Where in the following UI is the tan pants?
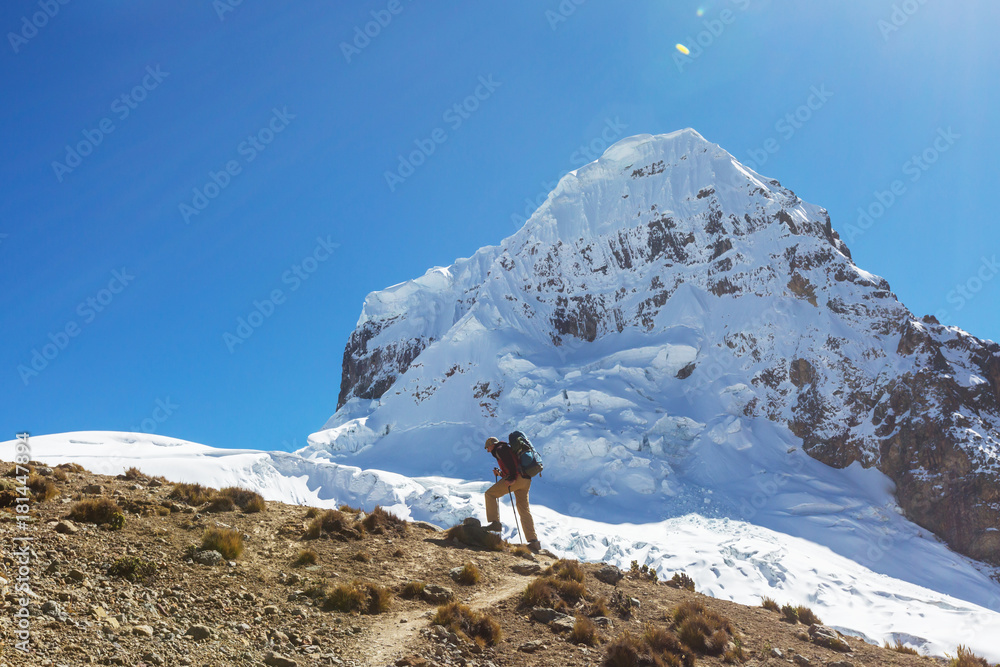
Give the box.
[485,476,536,542]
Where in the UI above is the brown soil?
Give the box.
[0,461,966,667]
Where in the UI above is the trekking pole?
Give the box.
[508,488,524,545]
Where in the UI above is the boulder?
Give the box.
[594,564,624,585]
[192,550,224,566]
[422,584,454,604]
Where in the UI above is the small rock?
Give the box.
[519,640,547,654]
[595,564,625,585]
[770,647,785,658]
[550,616,577,633]
[83,484,104,494]
[192,550,224,566]
[148,478,163,487]
[793,656,811,667]
[511,563,542,576]
[827,662,855,667]
[69,569,86,582]
[133,625,154,637]
[422,584,454,604]
[184,624,212,640]
[809,624,852,653]
[264,605,280,615]
[142,653,165,666]
[55,520,78,535]
[264,651,298,667]
[592,616,615,629]
[530,607,562,624]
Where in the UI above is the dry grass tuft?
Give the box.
[586,596,611,618]
[322,581,392,615]
[201,527,244,560]
[522,575,588,611]
[399,581,426,599]
[217,486,266,513]
[432,601,501,647]
[351,550,372,563]
[760,596,780,612]
[304,506,320,518]
[885,639,919,655]
[455,562,481,585]
[53,468,69,482]
[545,559,586,583]
[571,615,602,646]
[169,482,215,505]
[28,474,58,502]
[511,544,534,559]
[205,495,236,513]
[304,509,364,541]
[123,466,145,480]
[603,627,693,667]
[68,498,124,527]
[293,549,318,567]
[338,503,361,513]
[672,600,735,656]
[950,646,992,667]
[781,603,799,624]
[361,505,407,534]
[795,605,822,626]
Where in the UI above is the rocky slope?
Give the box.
[315,129,1000,567]
[1,461,977,667]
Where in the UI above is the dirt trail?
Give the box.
[365,558,548,664]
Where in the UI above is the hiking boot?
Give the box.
[484,521,502,533]
[527,539,541,553]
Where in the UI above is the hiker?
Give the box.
[483,436,540,552]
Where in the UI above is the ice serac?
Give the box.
[318,128,1000,566]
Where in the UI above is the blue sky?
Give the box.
[2,1,998,451]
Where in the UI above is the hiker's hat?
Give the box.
[485,437,499,450]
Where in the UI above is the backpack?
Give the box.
[508,430,544,478]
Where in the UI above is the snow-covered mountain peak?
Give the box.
[319,129,1000,570]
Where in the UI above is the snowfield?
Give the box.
[6,430,1000,661]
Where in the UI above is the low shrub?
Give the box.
[351,550,372,563]
[169,483,215,505]
[455,562,481,585]
[667,572,696,592]
[781,603,799,624]
[399,581,426,599]
[885,639,919,655]
[432,601,501,647]
[293,549,318,567]
[108,555,157,582]
[760,596,780,612]
[201,528,244,560]
[629,560,658,582]
[571,615,602,646]
[68,499,124,526]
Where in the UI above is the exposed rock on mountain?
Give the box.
[317,129,1000,566]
